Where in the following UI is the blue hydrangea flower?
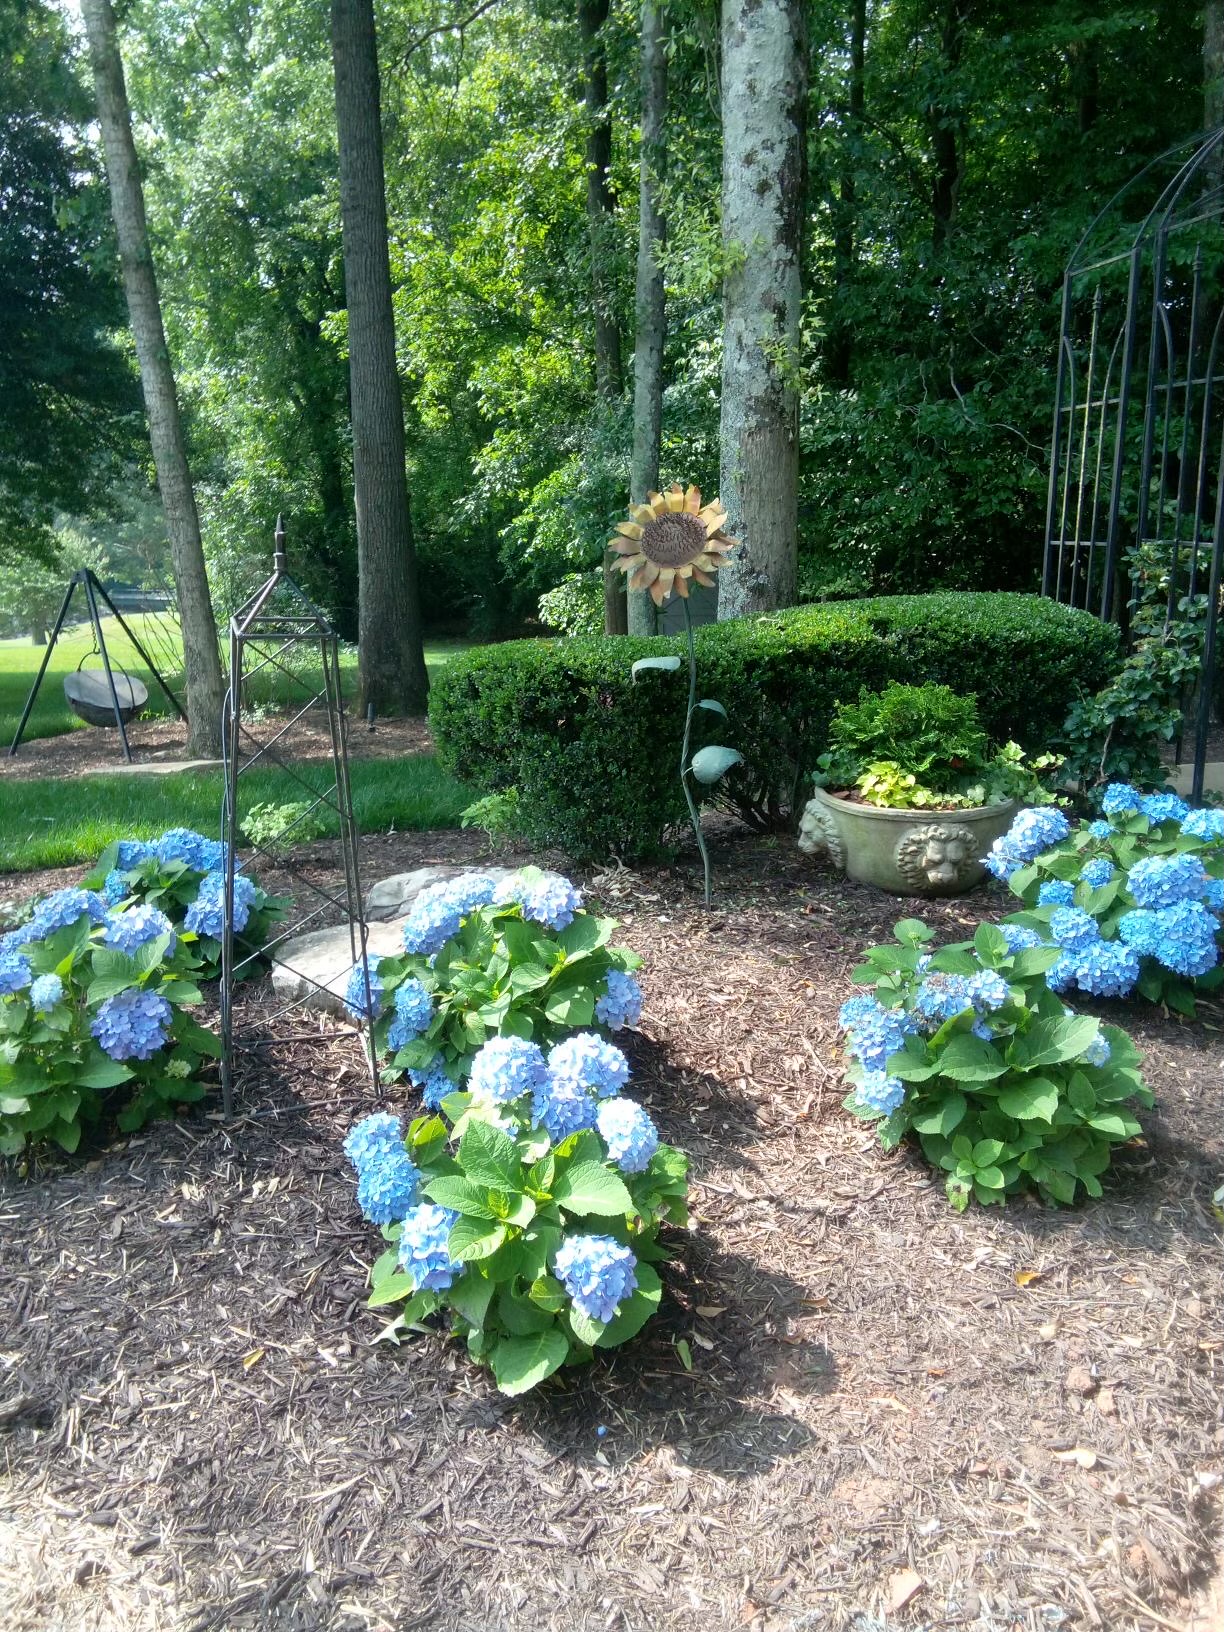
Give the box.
[155,828,217,871]
[838,993,883,1031]
[1101,783,1142,818]
[999,924,1042,953]
[1069,939,1140,999]
[855,1071,905,1116]
[1009,807,1072,859]
[355,1149,420,1225]
[1128,854,1209,910]
[1141,791,1189,826]
[1045,953,1078,993]
[1049,906,1101,952]
[844,1004,916,1069]
[0,924,38,956]
[344,958,383,1021]
[1082,1033,1111,1067]
[595,970,643,1030]
[343,1111,405,1172]
[397,1203,463,1291]
[114,839,154,869]
[419,1061,455,1110]
[90,988,172,1060]
[102,903,177,958]
[103,870,129,906]
[393,977,433,1034]
[1203,878,1224,912]
[1080,858,1114,889]
[31,888,107,937]
[400,874,497,956]
[967,970,1010,1013]
[494,870,583,931]
[1120,902,1220,977]
[1181,808,1224,842]
[1087,819,1112,840]
[983,836,1025,883]
[184,871,258,937]
[547,1033,629,1100]
[29,973,64,1011]
[596,1097,658,1173]
[1038,880,1075,906]
[912,973,974,1030]
[1148,901,1220,977]
[0,953,33,995]
[533,1080,598,1142]
[553,1234,638,1324]
[469,1035,549,1104]
[970,1018,995,1041]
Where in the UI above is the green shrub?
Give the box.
[430,593,1121,860]
[537,572,604,637]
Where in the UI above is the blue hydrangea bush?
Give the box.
[353,868,644,1103]
[839,919,1152,1212]
[0,886,221,1154]
[985,789,1224,1015]
[342,1030,688,1396]
[81,830,285,981]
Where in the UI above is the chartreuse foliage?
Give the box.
[367,1107,688,1396]
[0,897,219,1155]
[841,919,1152,1212]
[992,788,1224,1016]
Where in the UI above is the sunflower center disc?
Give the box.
[640,512,707,569]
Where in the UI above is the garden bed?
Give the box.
[1,833,1220,1632]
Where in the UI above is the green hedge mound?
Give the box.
[430,592,1121,861]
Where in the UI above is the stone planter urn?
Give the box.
[797,785,1017,897]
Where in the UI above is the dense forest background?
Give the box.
[1,0,1207,640]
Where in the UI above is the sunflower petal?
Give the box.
[629,561,660,590]
[609,538,643,557]
[665,487,685,513]
[615,521,644,539]
[684,485,702,512]
[690,567,715,588]
[649,577,668,606]
[630,503,655,525]
[673,569,690,597]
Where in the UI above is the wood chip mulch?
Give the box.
[1,832,1221,1632]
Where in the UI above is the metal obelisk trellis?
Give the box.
[219,517,377,1115]
[1043,128,1224,798]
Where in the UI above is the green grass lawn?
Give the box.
[0,756,471,875]
[0,620,467,748]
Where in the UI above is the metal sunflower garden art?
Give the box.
[614,483,742,906]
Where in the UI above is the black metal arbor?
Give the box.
[219,519,376,1116]
[1043,129,1224,798]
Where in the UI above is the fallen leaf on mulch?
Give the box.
[886,1567,926,1612]
[1014,1269,1043,1287]
[1053,1446,1099,1469]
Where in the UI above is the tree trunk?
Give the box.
[627,0,668,638]
[331,0,430,714]
[579,0,628,636]
[827,0,866,389]
[930,0,969,255]
[80,0,224,759]
[717,0,806,620]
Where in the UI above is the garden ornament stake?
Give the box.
[611,484,741,906]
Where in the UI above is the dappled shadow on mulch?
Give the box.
[1,831,1221,1632]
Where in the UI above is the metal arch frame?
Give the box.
[1043,129,1224,800]
[219,516,377,1117]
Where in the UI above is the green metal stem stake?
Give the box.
[679,597,711,907]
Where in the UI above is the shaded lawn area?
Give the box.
[0,834,1219,1632]
[0,622,468,748]
[0,757,468,873]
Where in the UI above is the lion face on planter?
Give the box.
[894,822,978,894]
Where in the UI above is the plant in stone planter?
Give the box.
[799,683,1063,896]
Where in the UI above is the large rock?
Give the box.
[364,864,516,922]
[269,919,407,1017]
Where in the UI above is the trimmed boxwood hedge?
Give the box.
[430,592,1122,861]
